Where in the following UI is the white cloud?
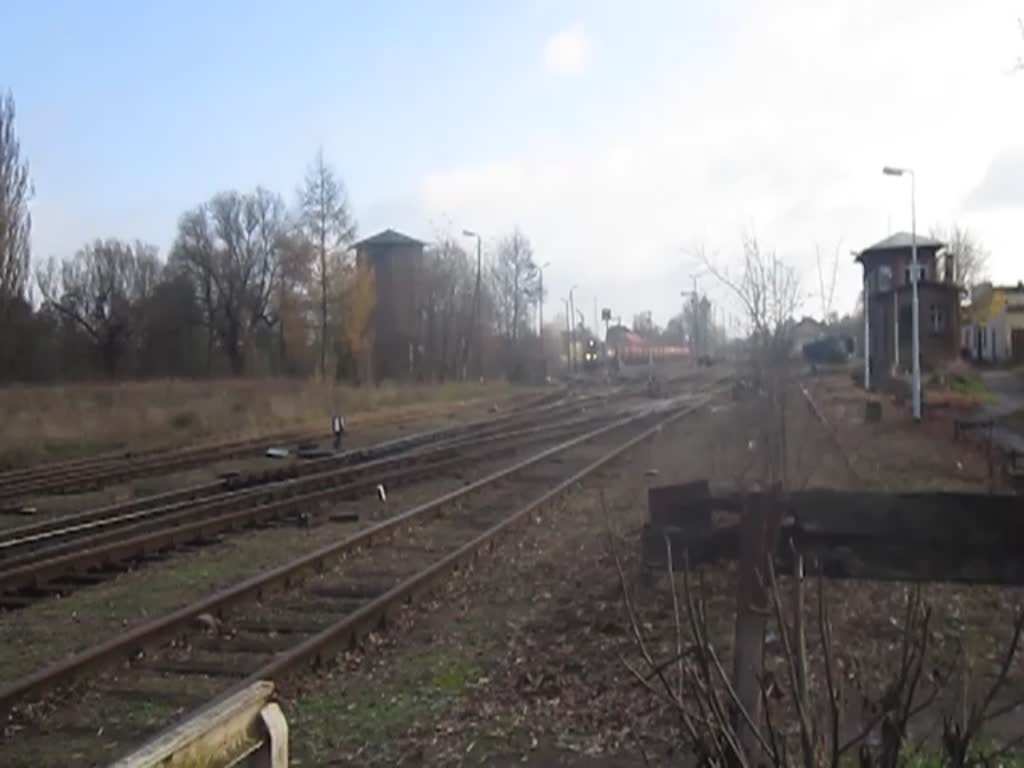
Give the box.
[542,24,593,76]
[422,0,1024,326]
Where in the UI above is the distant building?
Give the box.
[354,229,425,382]
[856,232,961,382]
[962,281,1024,364]
[790,316,827,358]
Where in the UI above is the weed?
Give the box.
[289,650,481,764]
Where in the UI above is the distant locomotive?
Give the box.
[581,338,601,371]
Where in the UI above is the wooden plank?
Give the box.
[648,490,1023,547]
[644,489,1024,585]
[191,632,305,655]
[647,480,711,528]
[783,490,1022,546]
[138,658,260,678]
[654,527,1024,585]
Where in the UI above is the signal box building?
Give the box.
[855,232,961,383]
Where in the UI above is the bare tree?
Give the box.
[814,239,843,323]
[490,228,539,344]
[0,91,31,309]
[171,188,287,374]
[930,224,989,290]
[38,239,160,376]
[274,232,315,375]
[297,149,357,378]
[698,234,802,484]
[418,235,477,381]
[699,235,801,351]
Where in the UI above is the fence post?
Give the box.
[732,490,783,760]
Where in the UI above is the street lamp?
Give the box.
[462,229,483,379]
[882,166,921,421]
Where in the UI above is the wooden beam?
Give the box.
[111,680,287,768]
[643,487,1024,585]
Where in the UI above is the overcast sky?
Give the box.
[5,0,1024,331]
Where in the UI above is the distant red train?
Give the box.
[605,329,689,366]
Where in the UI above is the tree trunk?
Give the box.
[101,335,119,379]
[512,261,520,344]
[226,341,245,375]
[319,229,327,380]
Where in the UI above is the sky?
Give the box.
[4,0,1024,331]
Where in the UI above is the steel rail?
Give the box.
[0,385,722,718]
[0,389,576,501]
[0,404,602,560]
[0,411,611,598]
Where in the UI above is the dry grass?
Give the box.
[0,377,533,467]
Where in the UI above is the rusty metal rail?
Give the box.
[0,431,315,503]
[798,381,864,482]
[0,388,575,503]
[0,385,721,762]
[0,392,589,546]
[0,400,598,559]
[0,408,612,605]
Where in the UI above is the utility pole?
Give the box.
[538,269,544,338]
[537,261,550,374]
[569,285,578,373]
[462,229,483,380]
[561,298,572,373]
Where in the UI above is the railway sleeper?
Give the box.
[99,683,208,708]
[138,656,265,678]
[307,581,386,600]
[231,617,327,635]
[189,632,304,655]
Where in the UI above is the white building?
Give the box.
[961,282,1024,364]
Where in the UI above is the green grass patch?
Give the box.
[289,649,482,765]
[0,525,342,682]
[949,374,997,403]
[902,745,1024,768]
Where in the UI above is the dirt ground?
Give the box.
[275,372,1023,766]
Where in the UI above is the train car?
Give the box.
[607,328,689,367]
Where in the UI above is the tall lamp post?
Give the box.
[462,229,483,380]
[882,166,921,422]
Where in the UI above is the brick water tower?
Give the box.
[354,228,425,382]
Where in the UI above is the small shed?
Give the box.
[354,229,425,382]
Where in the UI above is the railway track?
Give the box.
[0,396,615,609]
[0,389,591,533]
[0,431,317,504]
[0,382,722,767]
[0,388,569,504]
